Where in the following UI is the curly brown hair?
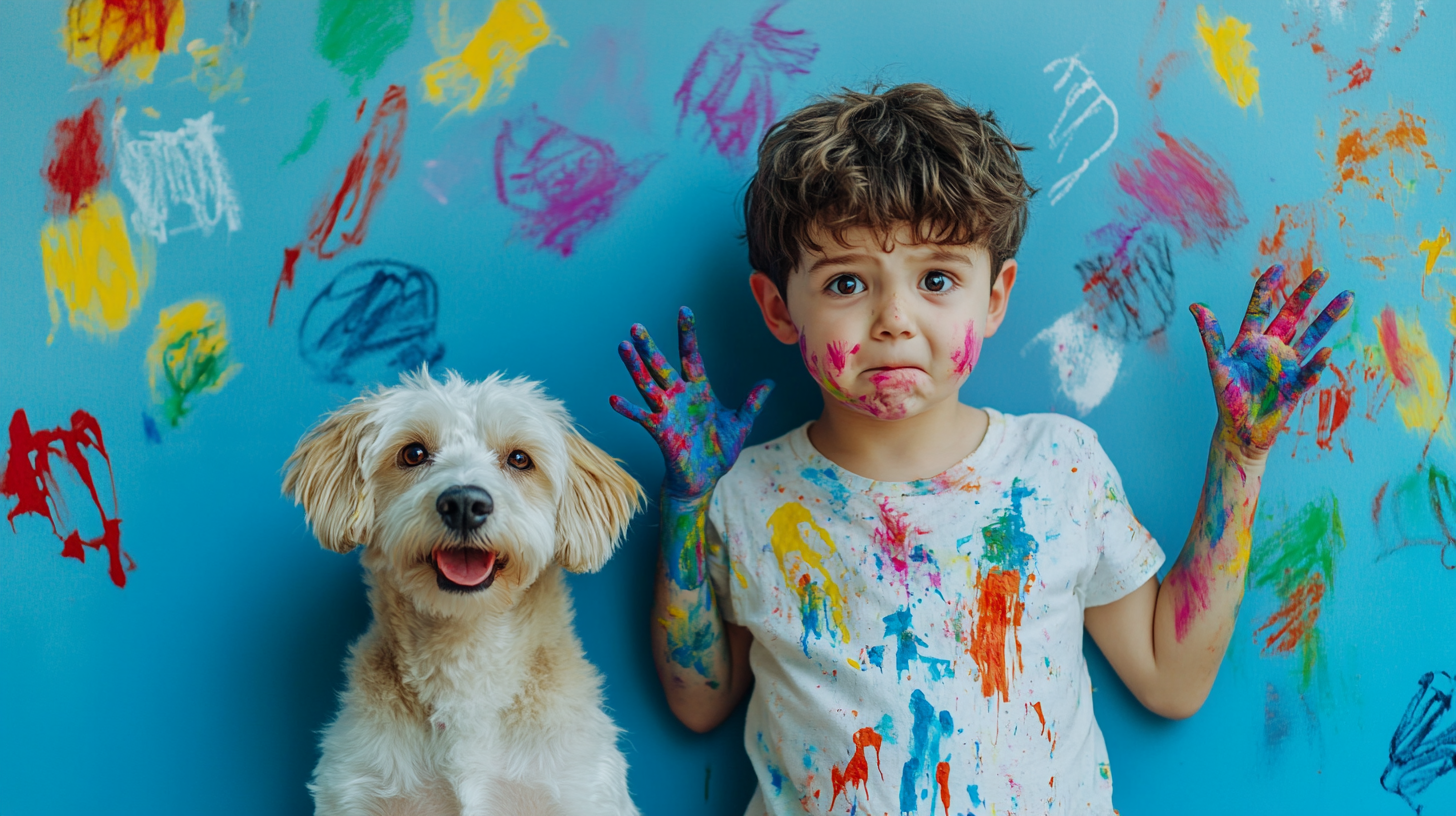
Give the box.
[744,83,1036,294]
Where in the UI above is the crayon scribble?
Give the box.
[142,413,162,444]
[272,86,407,324]
[1417,227,1453,294]
[315,0,413,94]
[829,727,883,812]
[1373,308,1450,445]
[1250,495,1344,689]
[62,0,186,86]
[557,26,652,130]
[181,0,257,101]
[2,409,131,587]
[1043,54,1120,206]
[1194,6,1260,111]
[146,300,241,427]
[899,689,953,815]
[1137,0,1192,103]
[1030,308,1124,416]
[1076,223,1176,341]
[112,108,242,244]
[1331,107,1446,215]
[1113,132,1248,252]
[281,100,331,167]
[40,193,151,344]
[766,501,850,655]
[1284,0,1426,94]
[42,99,108,216]
[1252,203,1323,300]
[675,2,818,161]
[494,110,661,256]
[298,259,445,384]
[1382,670,1456,814]
[422,0,564,118]
[1374,464,1456,569]
[968,481,1038,701]
[1291,361,1356,462]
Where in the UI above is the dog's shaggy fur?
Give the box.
[284,370,643,816]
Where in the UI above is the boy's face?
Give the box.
[751,223,1017,421]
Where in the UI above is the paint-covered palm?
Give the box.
[611,307,774,500]
[1191,265,1355,456]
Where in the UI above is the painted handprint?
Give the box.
[610,306,773,500]
[1191,265,1355,456]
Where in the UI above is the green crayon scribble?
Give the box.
[1250,494,1345,690]
[147,301,242,428]
[315,0,414,95]
[281,99,331,166]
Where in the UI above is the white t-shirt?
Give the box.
[705,408,1164,816]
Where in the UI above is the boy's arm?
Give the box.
[1085,267,1353,720]
[610,308,771,732]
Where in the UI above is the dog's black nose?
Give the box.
[436,485,493,532]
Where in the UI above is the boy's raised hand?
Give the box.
[610,307,774,500]
[1190,265,1355,458]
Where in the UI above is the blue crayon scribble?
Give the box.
[882,606,953,682]
[899,689,953,813]
[298,259,445,385]
[142,413,162,444]
[1382,670,1456,814]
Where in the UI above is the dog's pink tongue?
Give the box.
[434,547,496,586]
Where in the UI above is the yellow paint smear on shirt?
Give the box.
[1195,6,1260,111]
[62,0,186,85]
[766,502,851,645]
[39,192,151,343]
[422,0,564,117]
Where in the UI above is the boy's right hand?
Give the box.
[610,307,773,500]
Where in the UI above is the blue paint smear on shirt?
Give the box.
[980,479,1038,571]
[867,645,885,669]
[802,466,853,513]
[899,689,954,813]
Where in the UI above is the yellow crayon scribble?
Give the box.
[62,0,186,86]
[766,502,850,645]
[147,300,241,426]
[422,0,565,117]
[1195,6,1260,111]
[183,38,245,100]
[1418,226,1453,292]
[142,106,161,118]
[1375,310,1449,444]
[39,192,152,343]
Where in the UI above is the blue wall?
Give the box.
[2,1,1454,813]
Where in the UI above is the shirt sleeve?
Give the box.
[704,489,740,625]
[1071,425,1166,607]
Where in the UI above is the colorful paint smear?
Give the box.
[766,502,850,654]
[899,689,953,815]
[1043,54,1120,206]
[299,259,445,384]
[272,86,408,324]
[1112,132,1248,251]
[62,0,186,85]
[493,110,661,256]
[659,602,720,684]
[112,108,242,244]
[1031,308,1124,416]
[1285,0,1426,94]
[315,0,413,94]
[951,321,982,376]
[1331,107,1446,213]
[1382,670,1456,814]
[1374,308,1449,445]
[675,2,818,161]
[281,100,331,167]
[1194,7,1260,111]
[1076,223,1176,341]
[422,0,564,118]
[871,497,934,594]
[146,300,241,427]
[42,99,108,216]
[40,192,152,344]
[1249,495,1344,689]
[968,482,1038,701]
[2,409,131,587]
[1373,463,1456,568]
[829,726,883,812]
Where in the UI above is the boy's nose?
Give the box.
[872,292,916,339]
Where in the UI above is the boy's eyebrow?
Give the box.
[806,253,870,274]
[917,248,977,266]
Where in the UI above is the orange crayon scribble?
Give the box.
[1255,573,1325,656]
[969,567,1028,702]
[829,726,883,811]
[62,0,186,85]
[1253,203,1321,299]
[1331,107,1447,216]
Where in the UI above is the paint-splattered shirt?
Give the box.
[706,409,1164,816]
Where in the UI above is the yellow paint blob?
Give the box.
[1418,226,1452,278]
[62,0,186,85]
[147,300,241,426]
[1195,6,1260,111]
[766,502,851,645]
[422,0,564,117]
[39,192,152,343]
[1376,311,1449,443]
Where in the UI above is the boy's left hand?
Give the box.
[1190,265,1355,461]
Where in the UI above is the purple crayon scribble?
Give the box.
[493,110,662,257]
[1383,670,1456,814]
[674,2,818,161]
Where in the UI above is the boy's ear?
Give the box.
[984,260,1018,338]
[556,433,644,574]
[750,271,802,345]
[282,401,379,554]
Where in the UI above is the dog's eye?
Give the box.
[506,450,533,471]
[399,443,429,467]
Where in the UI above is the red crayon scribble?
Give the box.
[829,726,883,811]
[494,110,662,257]
[1316,366,1355,459]
[2,409,131,587]
[969,567,1027,701]
[1284,3,1425,95]
[674,2,818,160]
[1112,132,1248,252]
[935,761,951,816]
[1076,223,1176,342]
[1345,59,1374,90]
[64,0,183,78]
[1252,203,1322,299]
[1144,51,1187,101]
[1255,573,1325,655]
[272,85,408,325]
[1379,306,1416,388]
[43,99,109,215]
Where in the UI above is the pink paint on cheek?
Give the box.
[825,341,859,376]
[951,321,982,377]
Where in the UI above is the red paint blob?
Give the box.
[42,99,108,215]
[829,726,883,811]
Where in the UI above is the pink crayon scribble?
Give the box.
[1112,132,1247,252]
[2,409,132,587]
[494,110,662,257]
[951,321,982,376]
[674,2,818,161]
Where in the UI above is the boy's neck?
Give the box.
[806,394,988,482]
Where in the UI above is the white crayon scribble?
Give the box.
[112,109,242,244]
[1044,55,1119,206]
[1028,308,1124,415]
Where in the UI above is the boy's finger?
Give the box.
[1190,303,1228,363]
[1291,289,1354,361]
[1266,268,1330,345]
[678,306,707,382]
[631,324,681,389]
[738,379,775,422]
[619,341,664,405]
[1238,264,1284,341]
[1292,347,1334,398]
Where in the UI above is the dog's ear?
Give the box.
[557,432,643,573]
[282,401,379,554]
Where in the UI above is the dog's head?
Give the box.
[283,369,643,614]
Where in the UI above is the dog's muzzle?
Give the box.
[436,485,493,531]
[432,485,500,593]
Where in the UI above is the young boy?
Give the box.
[610,84,1352,815]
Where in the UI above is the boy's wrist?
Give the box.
[1210,423,1271,473]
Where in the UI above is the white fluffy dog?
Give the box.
[284,369,644,816]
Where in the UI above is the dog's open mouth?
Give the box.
[431,546,501,593]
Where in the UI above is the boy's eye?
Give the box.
[922,271,951,292]
[828,275,865,296]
